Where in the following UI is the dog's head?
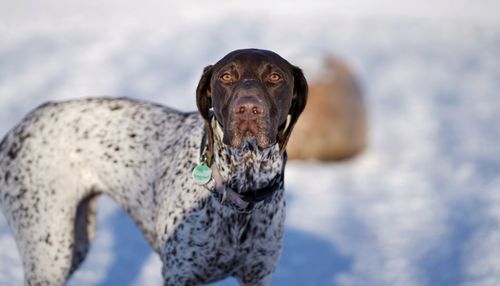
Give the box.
[196,49,308,156]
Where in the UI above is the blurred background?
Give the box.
[1,1,500,285]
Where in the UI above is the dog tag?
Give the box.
[192,164,212,185]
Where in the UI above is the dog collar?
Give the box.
[209,163,284,212]
[193,128,285,212]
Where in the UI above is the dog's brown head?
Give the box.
[196,49,308,157]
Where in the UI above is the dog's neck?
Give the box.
[211,120,285,195]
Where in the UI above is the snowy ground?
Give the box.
[1,1,500,285]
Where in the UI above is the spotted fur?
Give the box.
[0,98,285,286]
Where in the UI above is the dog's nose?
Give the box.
[233,96,264,120]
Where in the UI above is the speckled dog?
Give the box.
[0,49,307,286]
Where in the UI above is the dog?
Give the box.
[0,48,308,286]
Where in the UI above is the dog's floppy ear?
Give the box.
[278,66,308,154]
[196,65,214,123]
[196,65,215,165]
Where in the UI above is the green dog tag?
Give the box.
[192,164,212,185]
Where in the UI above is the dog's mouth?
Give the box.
[238,120,261,139]
[223,118,275,150]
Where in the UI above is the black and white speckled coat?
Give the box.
[0,49,308,286]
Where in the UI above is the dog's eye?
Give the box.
[220,73,233,83]
[268,73,282,83]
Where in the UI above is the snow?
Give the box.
[1,1,500,285]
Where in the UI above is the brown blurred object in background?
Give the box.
[287,56,367,161]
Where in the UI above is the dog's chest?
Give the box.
[163,197,284,282]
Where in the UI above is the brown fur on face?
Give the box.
[196,49,308,159]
